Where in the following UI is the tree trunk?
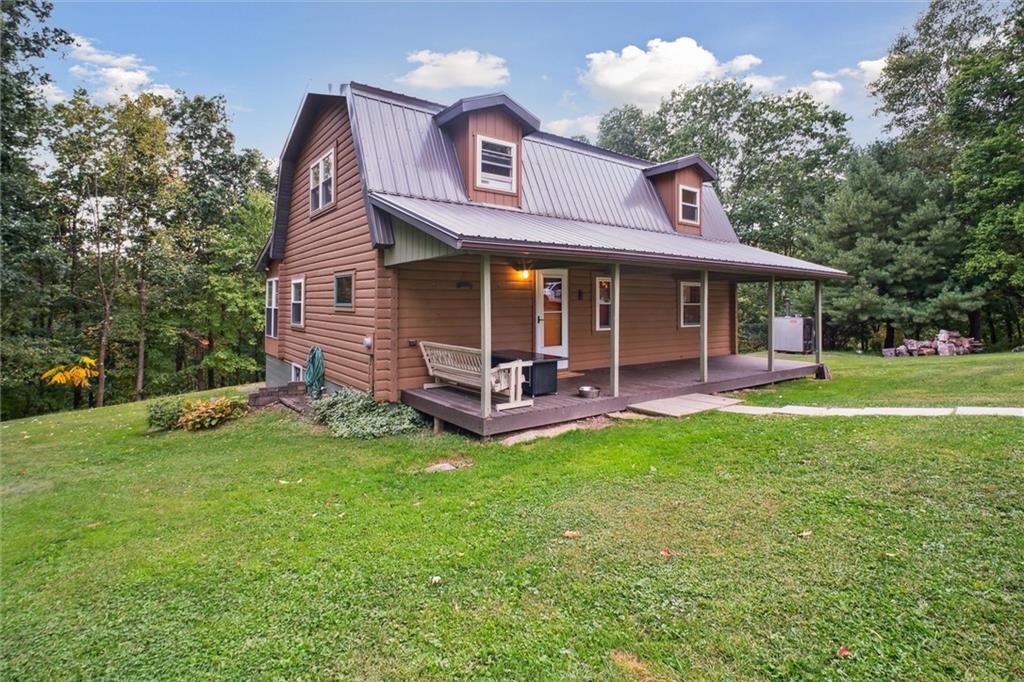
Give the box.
[967,310,982,340]
[986,309,999,345]
[134,275,147,401]
[884,323,896,349]
[206,330,215,389]
[96,299,111,408]
[1005,303,1016,342]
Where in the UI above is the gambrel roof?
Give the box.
[259,83,847,280]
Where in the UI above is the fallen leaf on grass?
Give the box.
[660,547,674,557]
[610,650,663,681]
[430,575,442,585]
[798,529,813,538]
[563,530,582,539]
[836,646,853,658]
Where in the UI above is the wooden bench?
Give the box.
[419,341,533,411]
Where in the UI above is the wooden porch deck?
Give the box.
[402,354,820,436]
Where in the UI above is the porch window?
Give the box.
[680,281,701,328]
[334,272,354,309]
[475,135,516,193]
[679,185,700,224]
[291,277,304,327]
[595,276,612,331]
[309,150,334,213]
[265,278,278,338]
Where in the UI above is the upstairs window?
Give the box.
[291,277,304,327]
[476,135,516,193]
[679,185,700,225]
[595,276,612,331]
[265,278,279,338]
[309,150,334,213]
[680,281,701,328]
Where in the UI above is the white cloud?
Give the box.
[743,74,784,92]
[70,34,144,69]
[814,57,887,90]
[857,57,887,85]
[396,49,509,89]
[727,54,762,72]
[579,36,775,110]
[66,35,174,103]
[544,115,601,140]
[792,79,844,105]
[37,81,66,104]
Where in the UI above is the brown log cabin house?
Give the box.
[256,83,848,436]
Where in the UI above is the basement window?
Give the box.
[265,278,279,338]
[680,281,701,328]
[309,150,334,213]
[291,277,304,327]
[291,363,305,383]
[679,185,700,225]
[476,135,516,193]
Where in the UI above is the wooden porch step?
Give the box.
[628,393,741,418]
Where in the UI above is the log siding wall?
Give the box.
[265,100,384,394]
[393,255,737,392]
[448,108,523,207]
[653,166,704,236]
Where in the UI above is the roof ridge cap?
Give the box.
[525,132,654,168]
[348,82,443,112]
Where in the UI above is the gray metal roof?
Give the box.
[369,193,848,279]
[258,83,841,280]
[347,83,734,238]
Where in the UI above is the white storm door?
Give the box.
[535,269,569,368]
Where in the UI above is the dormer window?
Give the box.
[476,135,516,193]
[679,185,700,225]
[309,150,334,213]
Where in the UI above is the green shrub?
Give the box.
[312,387,426,439]
[176,396,248,431]
[148,397,186,431]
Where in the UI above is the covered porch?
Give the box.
[403,353,821,436]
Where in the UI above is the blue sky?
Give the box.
[43,2,926,159]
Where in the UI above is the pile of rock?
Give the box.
[883,330,984,357]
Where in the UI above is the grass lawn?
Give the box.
[735,351,1024,407]
[2,366,1023,679]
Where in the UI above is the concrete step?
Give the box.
[628,393,741,418]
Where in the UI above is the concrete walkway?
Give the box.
[718,404,1023,417]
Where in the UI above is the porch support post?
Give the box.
[814,279,823,365]
[767,276,775,372]
[700,270,709,382]
[480,254,492,418]
[610,263,621,397]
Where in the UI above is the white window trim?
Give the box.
[475,134,517,194]
[265,278,279,338]
[595,276,612,332]
[678,184,700,225]
[333,271,355,310]
[679,280,702,328]
[290,276,305,328]
[290,363,305,383]
[309,149,335,214]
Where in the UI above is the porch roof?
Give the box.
[370,193,849,280]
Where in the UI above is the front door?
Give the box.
[535,269,568,368]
